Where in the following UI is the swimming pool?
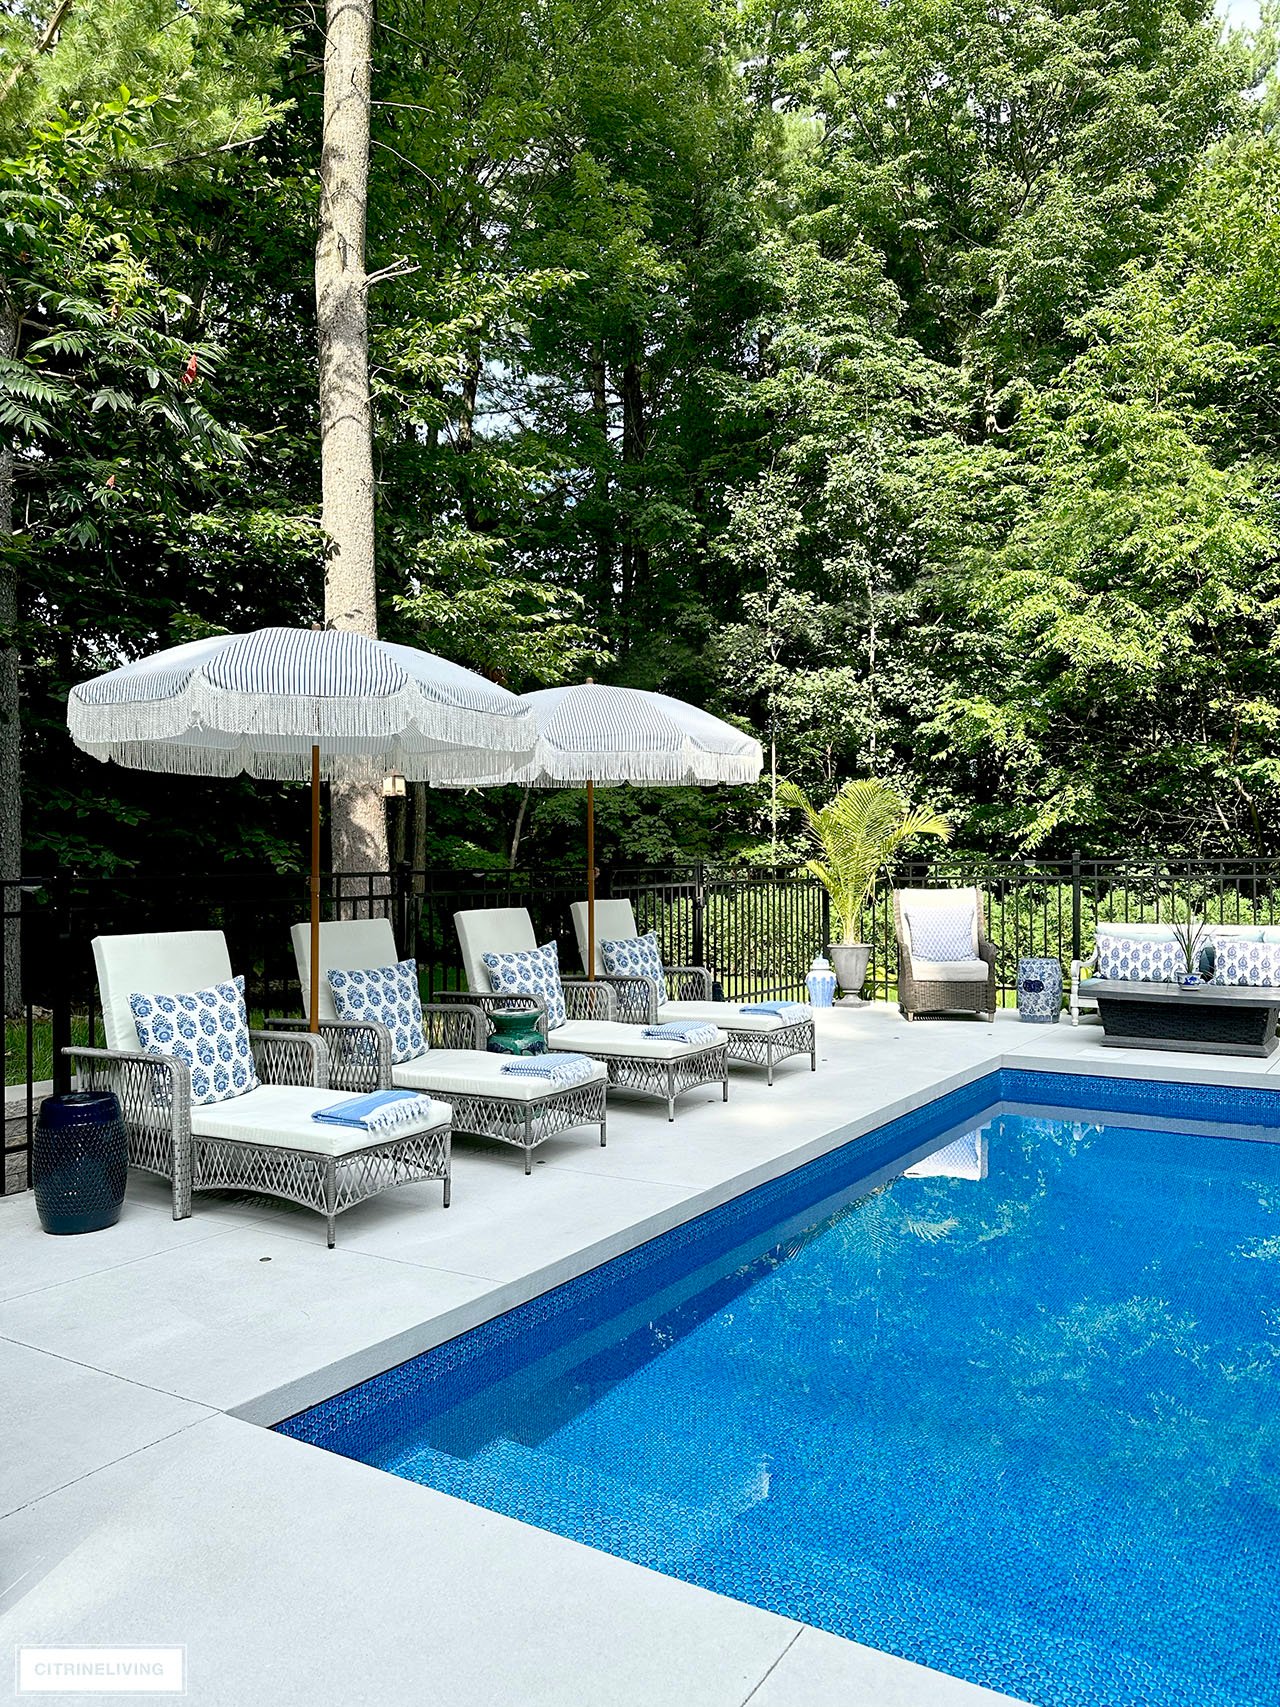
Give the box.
[279,1070,1280,1707]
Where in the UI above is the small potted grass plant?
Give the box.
[778,776,951,998]
[1169,905,1208,986]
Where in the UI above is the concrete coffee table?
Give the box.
[1086,979,1280,1057]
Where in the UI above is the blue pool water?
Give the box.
[280,1072,1280,1707]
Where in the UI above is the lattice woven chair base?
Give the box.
[442,1080,608,1174]
[592,1043,730,1122]
[195,1126,451,1246]
[724,1018,816,1084]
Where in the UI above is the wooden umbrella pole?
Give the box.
[310,743,321,1033]
[586,777,596,981]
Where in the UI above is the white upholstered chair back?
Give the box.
[570,899,637,974]
[93,930,235,1053]
[898,886,981,956]
[290,918,400,1024]
[454,907,538,993]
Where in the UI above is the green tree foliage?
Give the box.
[4,0,1277,881]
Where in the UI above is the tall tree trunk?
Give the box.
[0,305,21,1015]
[316,0,386,878]
[456,342,480,531]
[589,345,612,619]
[617,335,648,645]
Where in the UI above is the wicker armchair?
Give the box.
[73,929,451,1244]
[451,906,730,1120]
[286,917,608,1173]
[893,887,998,1022]
[569,898,816,1085]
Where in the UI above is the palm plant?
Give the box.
[778,777,952,944]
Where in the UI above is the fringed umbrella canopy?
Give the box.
[68,627,537,1031]
[463,683,763,978]
[513,683,763,788]
[68,627,534,785]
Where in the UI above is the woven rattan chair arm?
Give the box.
[562,978,617,1022]
[260,1017,388,1092]
[979,941,998,971]
[421,1002,484,1051]
[250,1028,330,1089]
[666,965,714,999]
[592,973,659,1023]
[65,1044,191,1123]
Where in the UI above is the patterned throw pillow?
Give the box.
[905,906,977,964]
[482,940,567,1030]
[327,960,426,1065]
[130,975,259,1106]
[1094,935,1183,982]
[600,931,669,1004]
[1212,938,1280,989]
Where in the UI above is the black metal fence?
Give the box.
[7,852,1280,1193]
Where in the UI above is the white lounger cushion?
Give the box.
[656,1000,796,1032]
[94,930,236,1054]
[571,899,638,975]
[550,1020,726,1060]
[291,917,402,1027]
[393,1049,606,1102]
[190,1084,451,1157]
[909,957,990,983]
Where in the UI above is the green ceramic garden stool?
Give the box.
[486,1009,548,1057]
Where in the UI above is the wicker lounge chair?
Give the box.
[569,899,816,1085]
[440,907,729,1121]
[67,930,452,1245]
[288,917,608,1174]
[893,887,997,1022]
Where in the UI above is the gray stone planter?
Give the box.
[828,943,872,1001]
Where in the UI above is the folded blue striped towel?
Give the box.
[500,1052,598,1087]
[643,1021,720,1046]
[312,1089,432,1133]
[739,1001,806,1017]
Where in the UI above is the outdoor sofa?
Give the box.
[1070,920,1280,1025]
[436,907,730,1121]
[569,898,816,1085]
[287,917,608,1174]
[68,929,452,1245]
[893,886,998,1022]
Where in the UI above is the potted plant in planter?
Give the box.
[778,777,951,998]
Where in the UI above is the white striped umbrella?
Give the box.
[68,627,536,1027]
[478,683,764,976]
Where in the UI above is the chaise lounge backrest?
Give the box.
[454,907,539,994]
[93,930,235,1053]
[290,917,400,1024]
[570,899,637,975]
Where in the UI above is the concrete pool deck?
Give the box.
[2,1003,1275,1706]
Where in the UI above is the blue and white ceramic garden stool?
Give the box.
[1017,956,1063,1023]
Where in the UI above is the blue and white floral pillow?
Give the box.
[1095,935,1183,982]
[1212,938,1280,988]
[600,931,668,1003]
[130,975,259,1106]
[905,906,976,963]
[482,940,567,1030]
[327,960,426,1064]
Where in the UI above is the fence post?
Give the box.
[692,861,706,970]
[50,869,73,1097]
[392,861,412,953]
[1071,849,1082,963]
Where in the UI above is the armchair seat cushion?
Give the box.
[551,1020,726,1060]
[909,957,991,983]
[190,1084,451,1156]
[393,1049,606,1102]
[656,1000,796,1032]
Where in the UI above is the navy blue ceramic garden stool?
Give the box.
[34,1090,128,1235]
